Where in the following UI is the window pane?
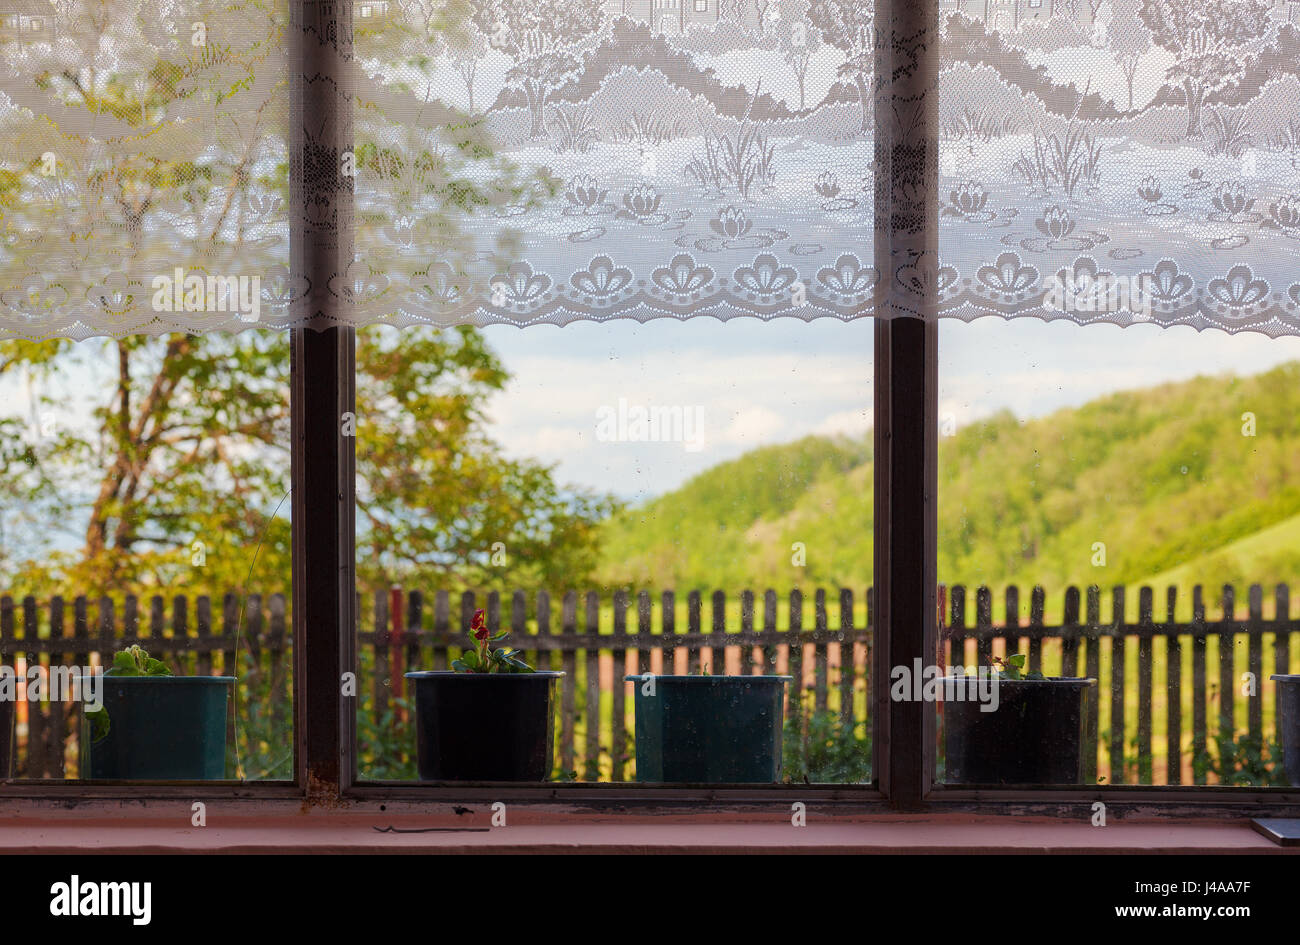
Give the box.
[937,318,1300,787]
[355,318,874,785]
[0,332,293,781]
[351,4,876,784]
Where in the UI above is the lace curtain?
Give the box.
[0,0,289,338]
[2,0,1299,338]
[937,0,1300,337]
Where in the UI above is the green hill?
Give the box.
[595,362,1300,617]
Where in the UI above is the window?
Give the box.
[0,0,1295,823]
[694,0,708,11]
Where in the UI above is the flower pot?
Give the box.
[942,676,1095,785]
[83,676,234,780]
[1271,675,1300,786]
[0,699,13,778]
[625,674,791,783]
[405,671,563,781]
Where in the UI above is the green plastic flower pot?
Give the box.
[625,674,791,783]
[83,676,234,780]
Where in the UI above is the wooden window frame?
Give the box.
[3,0,1299,824]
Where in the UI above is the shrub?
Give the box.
[782,696,871,784]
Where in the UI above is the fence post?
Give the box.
[839,588,855,729]
[560,591,577,776]
[788,588,804,700]
[389,586,404,714]
[1276,584,1292,751]
[1137,586,1153,783]
[584,591,600,781]
[1248,584,1263,742]
[372,590,389,723]
[1110,586,1127,784]
[1219,584,1236,762]
[1191,585,1207,784]
[433,591,449,671]
[686,590,702,675]
[612,589,628,782]
[1166,586,1182,785]
[813,589,828,712]
[711,589,728,680]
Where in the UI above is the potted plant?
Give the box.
[405,608,562,781]
[1271,674,1300,786]
[82,645,234,780]
[624,668,792,783]
[942,653,1095,785]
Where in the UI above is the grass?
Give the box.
[1012,123,1102,198]
[941,106,1020,142]
[547,104,599,154]
[1205,108,1254,159]
[613,111,689,149]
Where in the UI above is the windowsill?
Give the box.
[0,809,1292,854]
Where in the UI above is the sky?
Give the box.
[480,316,1300,504]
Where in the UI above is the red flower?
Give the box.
[471,608,489,641]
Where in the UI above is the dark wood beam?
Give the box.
[873,0,939,809]
[291,0,356,798]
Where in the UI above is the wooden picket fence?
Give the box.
[2,582,1297,783]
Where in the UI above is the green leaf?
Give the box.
[112,650,141,676]
[143,658,172,676]
[86,706,110,743]
[1008,653,1027,669]
[451,659,471,673]
[490,630,509,641]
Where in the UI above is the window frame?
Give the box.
[2,0,1299,823]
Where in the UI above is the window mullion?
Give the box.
[873,0,940,808]
[290,0,357,797]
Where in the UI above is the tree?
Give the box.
[0,328,618,597]
[451,23,490,113]
[470,0,606,138]
[1139,0,1274,137]
[779,0,821,111]
[807,0,872,133]
[1111,0,1151,111]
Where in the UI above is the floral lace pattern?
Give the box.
[0,0,289,339]
[3,1,1299,338]
[937,1,1300,336]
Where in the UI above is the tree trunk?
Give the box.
[1184,77,1204,138]
[526,80,547,138]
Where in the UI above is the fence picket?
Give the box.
[1166,586,1182,785]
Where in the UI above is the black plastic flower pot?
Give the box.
[1271,674,1300,786]
[405,671,563,781]
[942,676,1095,785]
[83,676,234,780]
[625,674,791,783]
